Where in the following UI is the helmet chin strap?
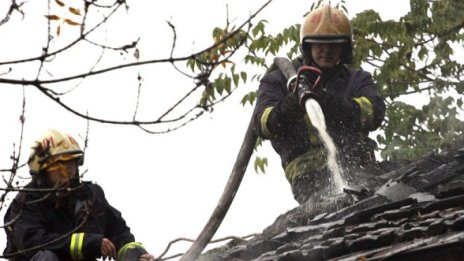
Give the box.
[52,176,81,200]
[41,162,81,200]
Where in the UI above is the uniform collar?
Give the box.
[321,65,348,85]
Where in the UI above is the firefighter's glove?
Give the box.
[288,66,323,106]
[276,93,304,122]
[324,94,359,128]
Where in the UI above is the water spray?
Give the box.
[291,65,347,193]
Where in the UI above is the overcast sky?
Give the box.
[0,0,411,259]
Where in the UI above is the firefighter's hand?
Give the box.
[287,66,322,93]
[288,66,323,105]
[278,93,304,121]
[101,238,117,260]
[138,253,156,261]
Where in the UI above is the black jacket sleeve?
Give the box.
[252,68,303,139]
[350,69,385,131]
[87,184,134,246]
[89,184,148,260]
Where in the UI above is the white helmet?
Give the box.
[28,129,84,175]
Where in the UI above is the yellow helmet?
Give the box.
[28,129,84,175]
[300,5,353,64]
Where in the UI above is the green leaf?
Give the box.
[212,27,223,38]
[232,73,239,87]
[240,71,247,83]
[186,58,195,71]
[252,20,266,37]
[240,91,256,106]
[253,156,268,174]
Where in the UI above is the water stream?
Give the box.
[304,98,346,193]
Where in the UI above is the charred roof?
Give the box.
[200,143,464,261]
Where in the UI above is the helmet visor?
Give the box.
[303,37,348,44]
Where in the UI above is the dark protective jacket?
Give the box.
[3,180,147,261]
[252,58,385,182]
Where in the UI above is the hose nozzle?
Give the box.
[287,66,323,106]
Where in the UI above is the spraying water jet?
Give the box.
[291,65,348,195]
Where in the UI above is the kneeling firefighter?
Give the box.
[3,129,155,261]
[252,5,386,204]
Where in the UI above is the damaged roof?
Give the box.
[199,143,464,261]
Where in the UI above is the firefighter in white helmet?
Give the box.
[252,5,386,204]
[3,129,155,261]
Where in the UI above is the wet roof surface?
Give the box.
[200,145,464,261]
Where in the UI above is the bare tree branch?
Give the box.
[156,233,258,261]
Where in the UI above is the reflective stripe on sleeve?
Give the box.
[353,96,374,129]
[260,106,274,138]
[117,242,145,261]
[284,149,328,183]
[70,232,84,260]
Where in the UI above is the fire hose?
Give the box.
[180,57,298,261]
